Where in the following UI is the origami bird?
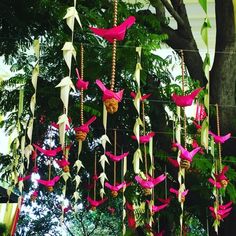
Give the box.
[208,166,229,189]
[193,121,202,130]
[130,92,151,101]
[33,144,62,157]
[75,68,89,90]
[89,16,136,43]
[169,188,189,198]
[209,202,232,220]
[146,200,169,213]
[51,121,70,131]
[37,176,60,187]
[105,151,129,162]
[208,131,231,144]
[171,87,203,107]
[105,181,130,192]
[18,174,31,182]
[87,196,107,208]
[167,157,179,168]
[157,197,172,205]
[131,132,155,144]
[192,140,204,154]
[175,143,201,162]
[135,174,166,189]
[74,116,97,133]
[96,79,124,102]
[56,158,70,168]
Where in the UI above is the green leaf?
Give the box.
[203,52,210,75]
[201,18,211,46]
[199,0,208,13]
[201,119,209,149]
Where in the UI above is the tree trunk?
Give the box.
[210,0,236,156]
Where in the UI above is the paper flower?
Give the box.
[96,79,124,102]
[208,166,229,189]
[131,132,155,144]
[74,116,97,133]
[33,144,62,157]
[209,202,232,220]
[130,92,151,101]
[76,68,89,90]
[37,176,60,187]
[146,200,169,213]
[18,174,31,182]
[105,151,129,162]
[135,174,166,189]
[87,196,107,208]
[175,143,201,162]
[89,16,136,43]
[171,88,203,107]
[208,131,231,144]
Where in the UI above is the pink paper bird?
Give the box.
[105,151,129,162]
[146,200,169,213]
[208,166,229,189]
[209,202,232,220]
[169,188,189,198]
[208,131,231,144]
[33,144,62,157]
[215,166,229,181]
[130,92,151,101]
[105,181,129,192]
[56,158,70,168]
[208,178,222,189]
[18,174,31,182]
[193,121,202,130]
[158,197,172,205]
[171,88,203,107]
[76,68,89,90]
[51,122,70,131]
[96,79,124,102]
[135,174,166,189]
[74,116,97,133]
[87,196,107,208]
[167,157,179,168]
[175,143,201,162]
[131,132,155,144]
[89,16,136,43]
[37,176,60,187]
[192,140,204,154]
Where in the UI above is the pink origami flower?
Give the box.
[209,202,232,220]
[96,79,124,102]
[18,174,31,182]
[208,131,231,144]
[175,143,201,162]
[208,166,229,189]
[105,181,129,192]
[87,196,107,208]
[37,176,60,187]
[75,68,89,90]
[56,158,70,168]
[74,116,97,133]
[33,144,62,157]
[167,157,179,168]
[105,151,129,162]
[169,188,189,201]
[146,200,169,213]
[89,16,136,43]
[130,92,151,101]
[131,132,155,144]
[135,174,166,189]
[171,88,203,107]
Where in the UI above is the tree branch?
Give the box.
[159,0,185,27]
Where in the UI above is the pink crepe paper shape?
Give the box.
[56,158,70,168]
[171,87,203,107]
[108,206,115,214]
[51,121,70,131]
[135,174,166,189]
[209,202,232,220]
[126,202,134,211]
[131,132,155,144]
[130,92,151,101]
[37,176,60,187]
[219,201,232,210]
[105,151,129,162]
[169,188,189,198]
[175,143,201,162]
[89,16,136,43]
[208,178,222,189]
[18,174,31,182]
[208,166,229,189]
[33,144,62,157]
[158,197,172,205]
[208,131,231,144]
[75,68,89,90]
[105,181,129,192]
[193,121,202,130]
[195,103,207,121]
[167,157,179,168]
[146,200,169,213]
[192,140,204,154]
[74,116,97,133]
[96,79,124,102]
[87,196,108,208]
[32,191,38,197]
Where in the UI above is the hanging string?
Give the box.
[142,101,148,176]
[114,129,117,185]
[215,104,222,172]
[110,0,118,91]
[80,43,84,125]
[94,151,97,201]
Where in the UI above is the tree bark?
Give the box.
[210,0,236,156]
